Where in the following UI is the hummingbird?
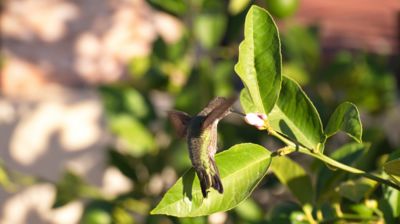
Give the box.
[168,97,237,198]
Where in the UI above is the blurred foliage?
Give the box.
[264,0,299,19]
[2,0,399,223]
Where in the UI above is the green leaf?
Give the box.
[282,62,310,85]
[271,156,314,207]
[325,102,363,143]
[151,143,272,217]
[235,5,282,114]
[315,143,368,200]
[268,76,324,150]
[213,60,235,97]
[53,171,100,208]
[80,201,113,224]
[234,198,263,221]
[123,89,150,119]
[228,0,251,15]
[109,115,156,157]
[129,56,151,78]
[282,25,320,72]
[194,13,227,49]
[240,76,324,150]
[384,158,400,177]
[240,88,257,113]
[381,185,400,219]
[349,203,375,218]
[337,178,376,202]
[99,86,152,120]
[81,208,112,224]
[147,0,187,16]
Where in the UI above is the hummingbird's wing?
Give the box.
[198,97,228,116]
[168,111,191,138]
[202,97,236,130]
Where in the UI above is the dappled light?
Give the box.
[1,0,78,42]
[1,184,84,224]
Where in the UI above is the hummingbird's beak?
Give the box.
[230,109,246,117]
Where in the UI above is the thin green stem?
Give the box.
[306,151,400,191]
[268,128,400,191]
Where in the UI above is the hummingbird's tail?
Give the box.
[196,159,223,198]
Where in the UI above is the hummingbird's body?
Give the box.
[168,97,236,197]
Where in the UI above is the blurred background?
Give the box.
[1,0,399,223]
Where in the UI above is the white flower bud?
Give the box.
[244,113,267,129]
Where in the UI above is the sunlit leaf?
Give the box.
[325,102,362,143]
[235,5,282,114]
[240,88,257,112]
[268,77,324,150]
[151,143,272,217]
[241,77,324,150]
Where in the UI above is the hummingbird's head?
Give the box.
[168,96,238,138]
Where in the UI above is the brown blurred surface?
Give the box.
[0,0,176,223]
[1,0,182,97]
[295,0,400,54]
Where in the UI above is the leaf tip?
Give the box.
[149,207,163,216]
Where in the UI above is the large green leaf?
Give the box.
[241,77,324,150]
[268,77,324,150]
[325,102,362,143]
[235,5,282,114]
[240,88,257,113]
[271,156,314,206]
[151,143,272,217]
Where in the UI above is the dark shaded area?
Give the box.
[182,169,195,200]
